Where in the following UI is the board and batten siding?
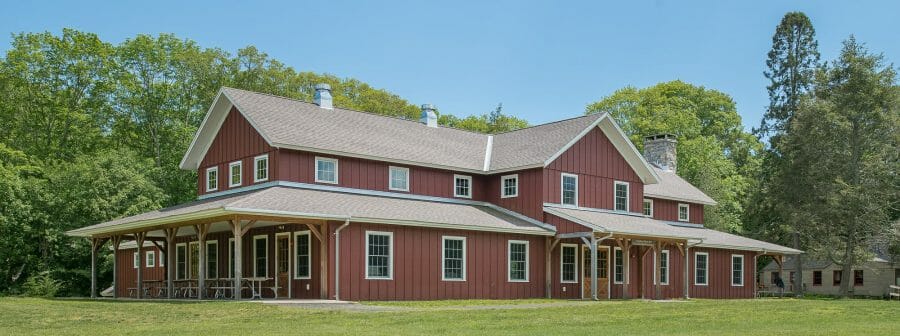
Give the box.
[650,198,704,225]
[327,222,547,301]
[114,246,165,297]
[485,168,545,221]
[544,127,644,212]
[197,107,275,196]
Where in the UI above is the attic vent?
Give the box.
[643,134,677,172]
[314,83,333,109]
[420,104,437,127]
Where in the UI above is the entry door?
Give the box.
[276,234,290,298]
[582,246,609,299]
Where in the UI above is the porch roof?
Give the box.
[544,204,800,254]
[67,186,554,237]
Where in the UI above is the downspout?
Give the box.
[333,218,351,301]
[684,239,704,299]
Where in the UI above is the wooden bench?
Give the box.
[890,285,900,300]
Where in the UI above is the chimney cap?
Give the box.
[315,83,331,91]
[421,103,434,110]
[644,134,677,142]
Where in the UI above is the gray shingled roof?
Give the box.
[489,114,603,171]
[68,186,552,237]
[222,88,489,171]
[545,205,799,254]
[644,167,717,205]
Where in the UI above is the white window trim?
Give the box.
[678,203,690,222]
[253,154,269,183]
[659,250,669,285]
[253,235,268,278]
[159,248,165,267]
[695,251,709,286]
[146,250,156,268]
[133,251,139,269]
[206,240,218,278]
[441,236,467,281]
[229,161,243,188]
[613,181,630,212]
[314,157,339,184]
[365,231,393,280]
[205,167,218,192]
[613,247,624,284]
[560,243,578,283]
[453,174,473,199]
[643,198,653,217]
[731,254,744,287]
[388,166,410,192]
[501,174,519,198]
[227,238,235,278]
[560,173,579,206]
[176,243,187,280]
[294,231,312,280]
[507,240,529,282]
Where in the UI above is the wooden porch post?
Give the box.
[111,236,122,298]
[164,227,179,299]
[590,235,598,300]
[230,219,256,300]
[655,241,663,300]
[545,237,559,299]
[89,237,107,299]
[195,223,211,300]
[684,244,691,299]
[307,222,329,300]
[134,232,146,299]
[616,239,631,299]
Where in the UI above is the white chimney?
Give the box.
[314,83,333,109]
[420,104,437,127]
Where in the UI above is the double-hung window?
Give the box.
[833,270,842,286]
[508,240,529,282]
[695,252,709,285]
[146,250,156,268]
[560,244,577,283]
[176,243,187,279]
[227,238,235,278]
[454,175,472,198]
[366,231,393,279]
[613,247,624,284]
[501,174,518,198]
[813,271,822,286]
[643,199,653,217]
[206,167,218,192]
[207,241,218,279]
[659,250,669,285]
[133,251,139,269]
[854,270,864,286]
[189,242,200,279]
[614,181,629,211]
[315,157,338,184]
[731,254,744,286]
[442,236,466,281]
[678,203,690,222]
[253,235,268,278]
[561,173,578,206]
[389,166,409,191]
[295,231,311,279]
[254,154,269,183]
[229,161,242,187]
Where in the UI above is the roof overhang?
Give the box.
[644,193,718,206]
[542,114,660,184]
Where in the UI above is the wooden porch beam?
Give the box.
[111,236,122,298]
[164,227,179,299]
[134,232,146,299]
[90,237,109,299]
[194,223,211,300]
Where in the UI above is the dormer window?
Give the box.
[254,154,269,183]
[454,175,472,198]
[678,203,690,222]
[315,157,338,184]
[501,174,518,198]
[561,173,578,206]
[614,181,629,212]
[389,166,409,192]
[205,167,218,192]
[229,161,242,187]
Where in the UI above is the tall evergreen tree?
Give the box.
[749,12,820,295]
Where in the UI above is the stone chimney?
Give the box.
[314,83,333,109]
[420,104,437,127]
[643,134,677,172]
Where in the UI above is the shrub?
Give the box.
[23,271,63,297]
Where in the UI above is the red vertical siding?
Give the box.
[485,168,545,220]
[545,127,644,212]
[650,198,705,225]
[198,107,274,196]
[688,248,755,298]
[114,246,165,297]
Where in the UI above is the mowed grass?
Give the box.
[1,297,898,335]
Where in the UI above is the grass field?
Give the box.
[1,297,898,335]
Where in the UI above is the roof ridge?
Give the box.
[491,112,603,136]
[221,86,492,137]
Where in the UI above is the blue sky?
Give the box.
[1,1,898,130]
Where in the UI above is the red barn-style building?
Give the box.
[68,85,798,301]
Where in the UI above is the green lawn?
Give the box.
[1,297,898,335]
